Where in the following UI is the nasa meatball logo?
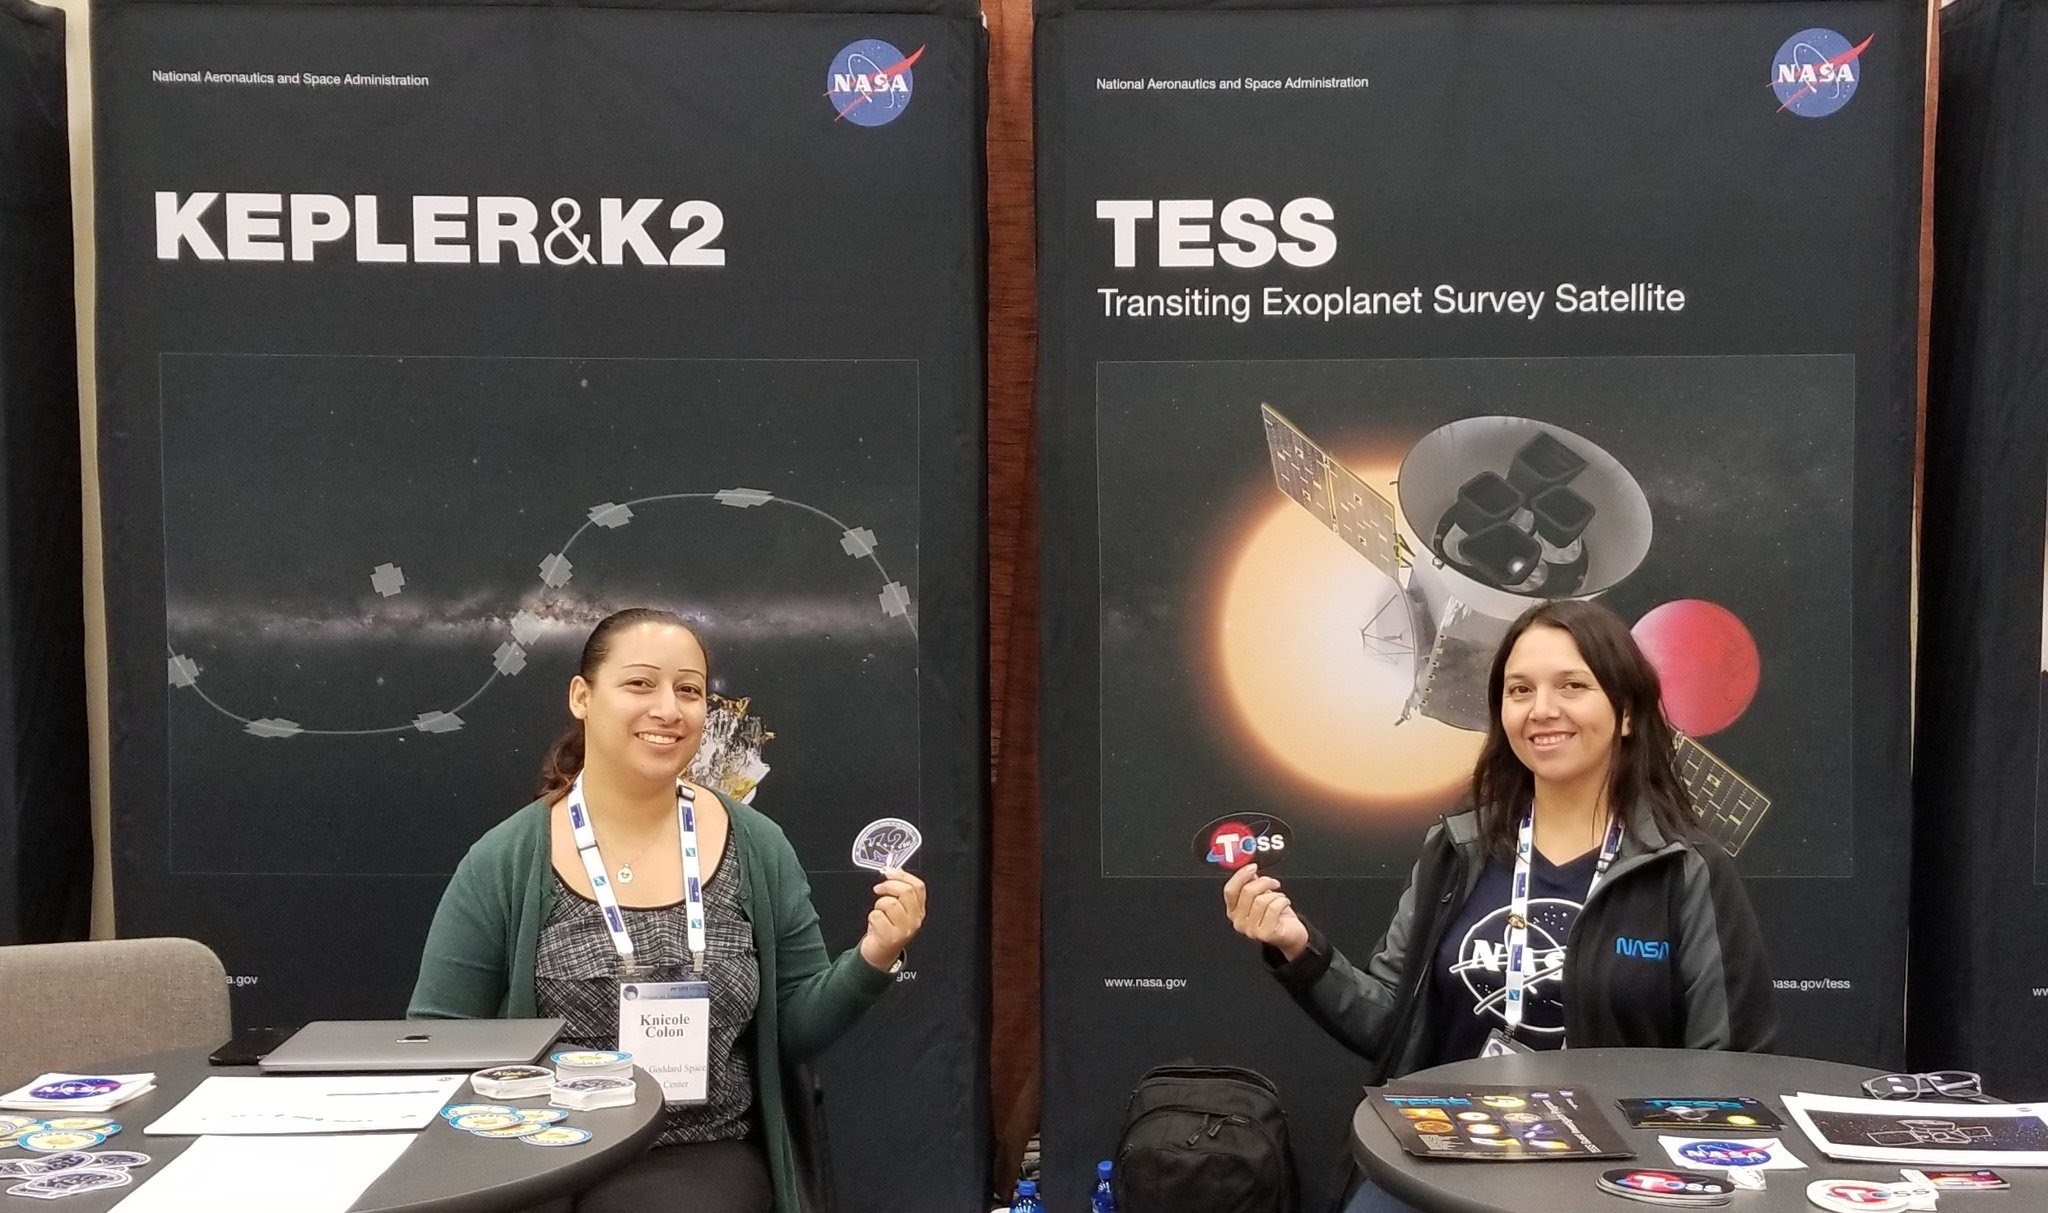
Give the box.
[826,40,922,127]
[1770,29,1873,119]
[1676,1140,1772,1168]
[1193,813,1294,871]
[1452,898,1576,1032]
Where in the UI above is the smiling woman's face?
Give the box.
[1499,623,1624,790]
[569,621,709,786]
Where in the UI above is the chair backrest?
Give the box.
[0,938,231,1087]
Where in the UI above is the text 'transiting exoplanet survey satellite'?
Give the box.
[1259,404,1770,856]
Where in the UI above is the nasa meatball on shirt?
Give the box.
[1433,847,1600,1064]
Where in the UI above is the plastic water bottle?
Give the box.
[1012,1179,1043,1213]
[1092,1160,1117,1212]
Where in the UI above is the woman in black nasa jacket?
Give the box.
[1222,598,1776,1083]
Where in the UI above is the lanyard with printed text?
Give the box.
[565,773,707,975]
[1501,806,1622,1039]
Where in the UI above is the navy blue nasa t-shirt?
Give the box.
[1432,847,1600,1066]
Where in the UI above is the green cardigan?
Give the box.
[408,792,895,1213]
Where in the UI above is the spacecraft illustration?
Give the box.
[1259,404,1770,856]
[1866,1121,1994,1148]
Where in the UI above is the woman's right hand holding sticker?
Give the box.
[1223,862,1309,961]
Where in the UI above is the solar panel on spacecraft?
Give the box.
[1260,404,1399,580]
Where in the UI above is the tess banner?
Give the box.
[0,0,91,945]
[94,0,986,1205]
[1037,0,1922,1203]
[1913,0,2048,1100]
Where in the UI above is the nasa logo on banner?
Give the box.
[826,40,922,127]
[1770,28,1874,119]
[1193,813,1294,872]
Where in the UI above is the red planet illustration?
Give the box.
[1631,600,1760,736]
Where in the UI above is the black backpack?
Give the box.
[1113,1064,1300,1213]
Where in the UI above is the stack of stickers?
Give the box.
[0,1074,155,1116]
[441,1104,592,1148]
[470,1065,553,1101]
[550,1050,637,1112]
[551,1050,633,1080]
[0,1116,150,1202]
[1596,1169,1736,1207]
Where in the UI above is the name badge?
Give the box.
[618,981,711,1104]
[1480,1028,1534,1058]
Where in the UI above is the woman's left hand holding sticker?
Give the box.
[857,867,926,971]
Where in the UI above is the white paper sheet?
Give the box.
[1784,1092,2048,1167]
[108,1134,415,1213]
[142,1074,465,1136]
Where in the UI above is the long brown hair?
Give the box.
[536,607,707,800]
[1469,599,1699,861]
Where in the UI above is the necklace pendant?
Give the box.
[616,864,634,884]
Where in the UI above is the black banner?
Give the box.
[1037,0,1922,1205]
[1912,0,2048,1099]
[93,0,986,1205]
[0,0,91,945]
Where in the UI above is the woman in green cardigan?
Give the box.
[410,607,926,1213]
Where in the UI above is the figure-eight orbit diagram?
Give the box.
[165,487,916,739]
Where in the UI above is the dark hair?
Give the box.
[537,607,706,800]
[1469,599,1699,861]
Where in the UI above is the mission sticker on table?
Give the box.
[521,1127,594,1147]
[469,1122,548,1139]
[1617,1098,1783,1133]
[1658,1136,1806,1171]
[1902,1168,2009,1190]
[443,1104,518,1120]
[6,1166,132,1200]
[0,1122,42,1147]
[0,1153,98,1178]
[35,1118,118,1134]
[551,1051,632,1070]
[1597,1168,1736,1207]
[1370,1085,1635,1161]
[89,1151,151,1169]
[19,1131,107,1152]
[474,1067,551,1084]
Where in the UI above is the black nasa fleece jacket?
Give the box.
[1262,808,1777,1083]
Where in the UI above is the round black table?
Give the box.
[1351,1048,2047,1212]
[0,1050,665,1212]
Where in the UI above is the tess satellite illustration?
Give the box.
[1259,403,1770,856]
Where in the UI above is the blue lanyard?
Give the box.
[1502,807,1622,1038]
[564,774,706,974]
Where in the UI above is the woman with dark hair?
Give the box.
[411,608,925,1213]
[1222,597,1775,1075]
